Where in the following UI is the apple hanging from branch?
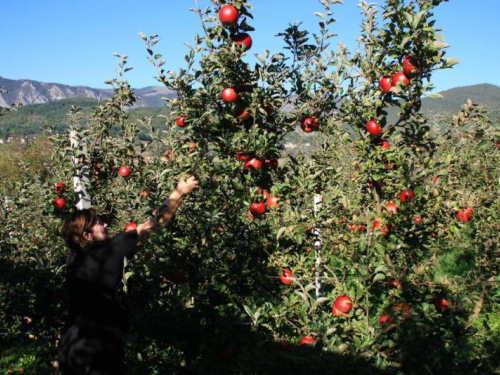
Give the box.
[219,4,239,26]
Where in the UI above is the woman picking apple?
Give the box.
[57,175,200,375]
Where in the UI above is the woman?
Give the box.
[58,176,199,374]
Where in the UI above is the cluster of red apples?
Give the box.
[175,4,254,130]
[366,56,419,137]
[52,182,67,211]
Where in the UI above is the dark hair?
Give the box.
[62,208,99,250]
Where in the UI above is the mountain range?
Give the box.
[0,76,499,140]
[0,76,176,108]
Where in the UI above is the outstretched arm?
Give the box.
[136,176,200,236]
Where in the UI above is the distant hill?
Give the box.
[0,76,175,108]
[0,97,169,139]
[421,83,500,115]
[385,83,500,123]
[0,80,498,141]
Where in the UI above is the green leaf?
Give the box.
[445,57,459,67]
[373,273,386,282]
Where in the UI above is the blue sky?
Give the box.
[1,0,499,92]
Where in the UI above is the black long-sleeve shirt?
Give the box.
[65,230,138,338]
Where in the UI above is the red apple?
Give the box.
[301,117,319,132]
[263,103,274,115]
[332,295,353,317]
[392,71,410,87]
[280,269,294,285]
[299,335,316,345]
[266,195,280,209]
[455,208,473,222]
[264,158,278,169]
[381,139,391,149]
[403,56,419,77]
[399,190,415,203]
[394,303,411,317]
[379,75,393,93]
[187,141,197,153]
[219,4,239,25]
[414,216,422,224]
[234,102,250,120]
[176,115,188,127]
[372,220,389,237]
[379,314,395,324]
[434,297,450,311]
[53,197,66,211]
[235,153,252,162]
[124,222,137,232]
[118,166,131,177]
[250,202,266,216]
[385,202,398,215]
[233,33,252,51]
[221,87,238,102]
[388,280,402,289]
[54,182,66,195]
[244,157,263,170]
[456,208,473,222]
[366,120,382,136]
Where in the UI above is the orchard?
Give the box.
[1,0,500,374]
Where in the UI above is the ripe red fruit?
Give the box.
[381,139,391,149]
[379,75,393,93]
[263,103,274,115]
[379,314,395,324]
[299,335,316,345]
[403,56,419,76]
[250,202,266,216]
[264,158,278,169]
[176,115,187,127]
[301,117,319,132]
[235,153,252,162]
[118,166,131,177]
[280,269,294,285]
[399,190,415,203]
[366,120,382,136]
[234,103,250,120]
[219,4,239,25]
[187,141,197,153]
[456,208,473,222]
[124,222,137,232]
[244,157,263,170]
[332,295,353,317]
[388,280,402,289]
[221,87,238,102]
[414,216,422,224]
[392,71,410,87]
[53,197,66,211]
[394,303,411,317]
[372,220,389,237]
[233,33,252,51]
[266,195,280,209]
[54,182,66,195]
[385,202,398,215]
[434,297,450,311]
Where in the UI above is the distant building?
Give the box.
[0,138,4,144]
